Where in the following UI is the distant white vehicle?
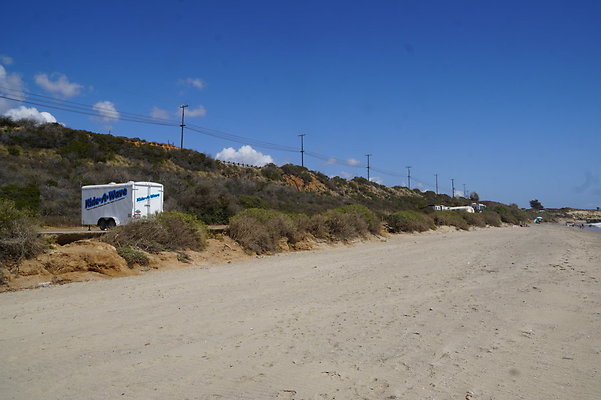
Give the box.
[81,181,164,230]
[432,205,475,213]
[471,203,487,212]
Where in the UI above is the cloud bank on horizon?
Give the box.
[3,105,57,124]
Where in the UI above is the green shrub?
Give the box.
[176,251,191,263]
[461,212,486,227]
[103,211,207,253]
[481,211,502,227]
[0,183,41,213]
[494,206,528,225]
[260,163,283,181]
[228,208,302,253]
[238,195,268,209]
[332,204,380,234]
[304,214,330,239]
[386,210,435,233]
[116,246,150,267]
[7,145,20,156]
[280,164,312,184]
[323,210,369,240]
[0,199,46,269]
[432,211,470,230]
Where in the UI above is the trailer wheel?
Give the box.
[107,218,116,229]
[98,219,108,231]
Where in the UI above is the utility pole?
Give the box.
[365,154,372,181]
[451,178,455,198]
[298,133,306,167]
[435,173,439,194]
[179,104,188,149]
[406,166,412,189]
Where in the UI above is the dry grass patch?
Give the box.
[103,211,208,253]
[386,210,435,233]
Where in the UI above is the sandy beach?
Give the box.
[1,224,600,399]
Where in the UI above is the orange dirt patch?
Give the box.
[1,236,250,292]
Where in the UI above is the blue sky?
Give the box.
[1,0,600,209]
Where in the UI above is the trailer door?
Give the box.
[140,183,163,217]
[147,184,163,216]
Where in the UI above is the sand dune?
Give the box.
[1,224,600,399]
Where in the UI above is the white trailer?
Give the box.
[81,181,164,230]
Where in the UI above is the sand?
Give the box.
[1,224,600,399]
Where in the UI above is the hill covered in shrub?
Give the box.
[0,118,477,225]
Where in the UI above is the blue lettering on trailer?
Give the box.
[84,188,128,209]
[136,193,160,202]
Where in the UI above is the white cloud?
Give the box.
[326,157,337,165]
[186,105,207,118]
[3,106,57,124]
[216,145,274,166]
[180,77,205,90]
[339,171,353,179]
[34,73,83,98]
[370,176,383,184]
[0,65,25,113]
[93,101,120,121]
[346,158,361,167]
[0,55,13,66]
[151,106,169,120]
[454,190,465,198]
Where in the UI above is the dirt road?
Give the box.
[1,225,600,399]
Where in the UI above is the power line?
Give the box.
[0,94,177,127]
[0,85,179,125]
[1,87,476,196]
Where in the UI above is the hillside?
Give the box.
[0,118,470,225]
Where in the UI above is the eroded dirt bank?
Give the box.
[0,224,600,399]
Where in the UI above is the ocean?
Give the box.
[585,225,601,233]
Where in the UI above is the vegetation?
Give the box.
[461,212,486,227]
[331,204,380,235]
[386,210,435,233]
[0,199,46,272]
[103,211,207,253]
[229,205,380,254]
[229,209,301,253]
[0,184,41,213]
[0,119,534,263]
[432,211,470,231]
[0,120,436,225]
[116,246,150,267]
[492,205,530,225]
[481,211,502,227]
[530,199,544,210]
